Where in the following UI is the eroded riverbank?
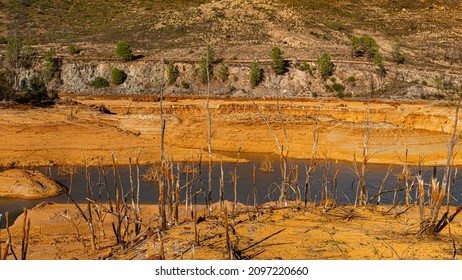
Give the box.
[0,95,460,168]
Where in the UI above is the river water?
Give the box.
[1,153,461,228]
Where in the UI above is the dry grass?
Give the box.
[2,0,461,67]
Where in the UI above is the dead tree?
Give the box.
[253,99,290,207]
[420,97,462,234]
[205,47,214,216]
[354,103,371,206]
[305,111,319,207]
[158,58,167,230]
[232,148,241,214]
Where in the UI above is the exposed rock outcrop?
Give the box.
[56,59,461,100]
[0,169,66,199]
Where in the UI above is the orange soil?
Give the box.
[2,95,462,260]
[0,94,460,167]
[4,202,462,260]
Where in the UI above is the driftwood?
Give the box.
[433,206,462,233]
[240,228,286,253]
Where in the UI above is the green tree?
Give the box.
[167,62,178,85]
[205,46,215,63]
[250,61,263,88]
[5,36,22,69]
[199,46,215,84]
[391,41,405,64]
[111,67,124,85]
[43,48,59,81]
[270,47,286,75]
[218,62,229,82]
[115,41,133,61]
[316,53,335,79]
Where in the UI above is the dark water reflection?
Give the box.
[2,154,462,228]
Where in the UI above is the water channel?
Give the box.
[1,153,461,228]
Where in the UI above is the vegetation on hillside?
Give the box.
[1,0,460,68]
[111,67,125,85]
[250,61,263,88]
[90,77,110,88]
[316,53,335,79]
[115,41,133,61]
[270,47,287,75]
[199,47,215,84]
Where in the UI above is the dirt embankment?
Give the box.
[0,95,460,167]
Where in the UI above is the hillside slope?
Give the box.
[2,0,461,69]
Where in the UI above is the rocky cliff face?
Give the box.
[10,57,460,100]
[56,58,461,100]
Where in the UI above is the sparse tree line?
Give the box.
[1,36,460,103]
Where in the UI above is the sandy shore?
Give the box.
[0,94,460,168]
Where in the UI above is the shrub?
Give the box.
[181,81,190,89]
[433,75,444,90]
[90,77,109,88]
[227,84,236,94]
[167,62,178,85]
[68,44,81,55]
[332,82,346,93]
[324,84,333,92]
[301,62,314,76]
[317,53,335,79]
[350,35,379,59]
[115,41,133,61]
[376,61,387,77]
[111,67,124,85]
[0,70,15,100]
[270,47,286,75]
[250,61,263,88]
[325,21,345,31]
[218,62,229,82]
[23,75,48,102]
[350,35,386,74]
